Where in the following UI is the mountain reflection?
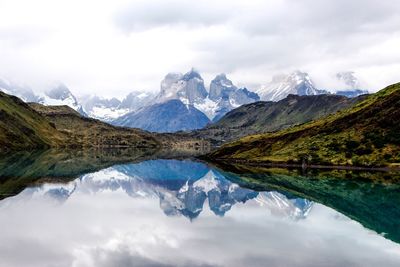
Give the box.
[1,155,400,267]
[21,160,313,220]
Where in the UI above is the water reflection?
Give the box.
[0,153,400,267]
[15,160,312,221]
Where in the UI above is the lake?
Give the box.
[0,150,399,267]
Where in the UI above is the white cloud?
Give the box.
[0,0,399,97]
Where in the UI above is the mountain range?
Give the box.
[190,93,366,144]
[0,90,209,152]
[207,82,400,167]
[1,70,368,133]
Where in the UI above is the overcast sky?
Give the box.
[0,0,400,97]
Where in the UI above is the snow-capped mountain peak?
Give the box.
[39,84,87,116]
[193,170,220,193]
[257,71,328,102]
[156,69,208,105]
[0,78,40,102]
[209,73,236,101]
[182,68,203,81]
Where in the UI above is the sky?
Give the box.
[0,0,400,98]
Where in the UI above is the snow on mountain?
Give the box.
[205,74,259,122]
[39,84,87,116]
[193,170,220,193]
[0,78,40,102]
[257,71,328,101]
[19,160,314,220]
[112,70,210,132]
[80,91,156,122]
[209,74,259,105]
[154,70,259,122]
[254,191,313,220]
[119,91,155,110]
[155,69,208,105]
[209,73,237,101]
[80,95,127,122]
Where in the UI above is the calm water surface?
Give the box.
[0,151,399,267]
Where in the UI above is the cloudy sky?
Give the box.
[0,0,400,97]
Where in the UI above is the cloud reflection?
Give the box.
[0,159,399,267]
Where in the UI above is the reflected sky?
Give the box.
[0,159,399,267]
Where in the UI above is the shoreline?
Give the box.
[202,158,400,172]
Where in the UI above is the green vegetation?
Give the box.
[0,92,65,150]
[191,94,364,144]
[29,103,160,149]
[0,92,209,152]
[208,83,400,167]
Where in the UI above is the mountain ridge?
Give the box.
[190,93,365,145]
[206,82,400,167]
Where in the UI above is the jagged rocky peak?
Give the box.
[231,87,260,105]
[45,83,75,100]
[157,68,207,105]
[160,72,184,93]
[40,83,87,116]
[209,74,259,104]
[82,95,122,108]
[336,71,359,89]
[209,73,236,101]
[180,68,208,103]
[257,70,327,102]
[120,91,155,110]
[288,70,315,93]
[182,68,203,81]
[0,77,40,102]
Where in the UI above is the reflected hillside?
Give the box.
[214,163,400,244]
[2,152,400,245]
[3,158,313,221]
[0,148,207,199]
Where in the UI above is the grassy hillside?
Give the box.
[29,103,160,148]
[207,83,400,167]
[191,94,364,144]
[0,92,65,151]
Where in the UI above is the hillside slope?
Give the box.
[29,103,160,148]
[192,94,364,144]
[1,92,210,152]
[207,83,400,167]
[0,92,65,151]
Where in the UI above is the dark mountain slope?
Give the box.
[207,83,400,167]
[192,94,364,144]
[0,92,65,151]
[29,103,160,148]
[0,92,209,152]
